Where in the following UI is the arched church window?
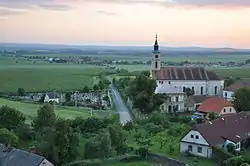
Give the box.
[155,55,159,59]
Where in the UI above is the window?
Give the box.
[155,55,159,58]
[191,134,194,138]
[183,87,186,92]
[188,145,193,152]
[215,86,218,95]
[155,62,158,69]
[197,147,202,153]
[192,86,195,92]
[201,87,204,95]
[225,92,228,97]
[168,105,172,112]
[223,108,226,112]
[230,108,232,112]
[168,81,171,84]
[176,96,179,102]
[196,135,199,139]
[169,97,172,102]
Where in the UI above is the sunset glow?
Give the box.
[0,0,250,48]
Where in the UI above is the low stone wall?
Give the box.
[148,153,188,166]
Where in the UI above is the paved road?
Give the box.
[110,85,132,125]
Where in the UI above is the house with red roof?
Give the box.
[197,97,236,116]
[180,112,250,158]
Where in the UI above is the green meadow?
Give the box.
[0,98,109,122]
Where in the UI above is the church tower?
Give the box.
[151,34,161,71]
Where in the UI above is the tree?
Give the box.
[108,123,127,154]
[93,84,99,91]
[223,156,246,166]
[98,81,105,90]
[83,85,90,93]
[17,88,25,96]
[0,106,25,130]
[65,92,71,102]
[128,73,164,114]
[184,88,194,96]
[103,95,109,102]
[15,123,34,141]
[36,118,79,165]
[208,112,217,121]
[84,130,114,159]
[0,128,19,147]
[32,104,57,131]
[233,88,250,112]
[224,77,235,87]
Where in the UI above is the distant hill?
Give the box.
[0,43,250,57]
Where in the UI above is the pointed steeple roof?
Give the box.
[154,34,159,51]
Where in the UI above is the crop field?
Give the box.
[99,54,250,63]
[0,57,104,93]
[0,98,110,122]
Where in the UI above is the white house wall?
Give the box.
[156,80,224,96]
[223,90,235,101]
[180,142,212,158]
[162,94,185,112]
[181,130,209,146]
[219,106,237,115]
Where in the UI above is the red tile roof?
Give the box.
[152,67,221,80]
[197,97,233,114]
[192,112,250,146]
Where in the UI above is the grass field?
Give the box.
[107,161,155,166]
[0,57,104,92]
[0,98,110,122]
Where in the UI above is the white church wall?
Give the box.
[156,80,223,96]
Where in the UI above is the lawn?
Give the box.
[106,161,156,166]
[0,98,110,122]
[242,149,250,163]
[185,156,219,166]
[0,57,104,93]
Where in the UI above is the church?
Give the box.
[151,35,224,112]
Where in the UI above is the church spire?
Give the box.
[154,34,159,51]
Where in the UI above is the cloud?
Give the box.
[96,10,118,16]
[176,0,250,7]
[0,0,72,11]
[0,8,24,16]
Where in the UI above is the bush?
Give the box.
[212,146,234,163]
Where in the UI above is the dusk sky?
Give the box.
[0,0,250,48]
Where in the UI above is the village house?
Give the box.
[44,92,60,104]
[155,85,186,112]
[197,97,236,117]
[185,95,211,112]
[150,35,224,97]
[0,144,54,166]
[180,112,250,158]
[223,79,250,101]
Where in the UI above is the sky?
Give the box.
[0,0,250,48]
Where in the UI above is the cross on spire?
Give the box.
[154,33,159,51]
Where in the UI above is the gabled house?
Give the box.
[155,85,186,112]
[223,80,250,101]
[185,95,211,112]
[197,97,236,116]
[0,144,54,166]
[180,112,250,158]
[44,92,60,104]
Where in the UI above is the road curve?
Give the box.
[110,85,132,125]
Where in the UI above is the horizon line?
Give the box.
[0,42,249,50]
